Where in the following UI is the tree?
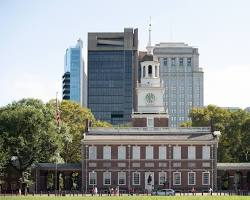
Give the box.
[0,98,63,185]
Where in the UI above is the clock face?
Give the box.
[145,93,156,104]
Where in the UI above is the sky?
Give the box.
[0,0,250,108]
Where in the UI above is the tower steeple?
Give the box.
[146,17,153,54]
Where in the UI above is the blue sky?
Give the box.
[0,0,250,108]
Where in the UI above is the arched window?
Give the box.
[143,66,146,77]
[155,66,158,77]
[148,65,152,77]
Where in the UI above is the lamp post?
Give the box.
[128,145,131,194]
[85,145,88,194]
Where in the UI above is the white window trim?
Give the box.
[118,146,126,160]
[103,146,111,160]
[159,146,167,160]
[89,146,97,160]
[132,172,140,185]
[132,146,140,160]
[188,172,196,185]
[147,117,154,128]
[173,146,181,160]
[89,172,97,185]
[173,172,181,185]
[159,172,167,185]
[202,146,210,160]
[146,145,153,160]
[118,172,126,186]
[188,146,196,160]
[103,171,111,185]
[202,171,210,185]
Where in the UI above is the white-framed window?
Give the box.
[89,146,97,160]
[159,146,166,160]
[103,172,111,185]
[188,146,196,160]
[202,172,210,185]
[173,146,181,160]
[163,58,168,66]
[171,57,176,66]
[103,146,111,160]
[118,172,126,185]
[89,172,97,185]
[179,57,184,66]
[159,172,167,185]
[173,172,181,185]
[133,172,140,185]
[202,146,210,160]
[146,146,153,160]
[188,172,196,185]
[147,117,154,127]
[132,146,140,160]
[187,57,192,66]
[118,146,126,160]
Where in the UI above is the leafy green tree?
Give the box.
[0,98,63,181]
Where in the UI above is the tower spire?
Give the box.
[146,17,153,54]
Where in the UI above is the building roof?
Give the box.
[217,163,250,170]
[141,54,154,62]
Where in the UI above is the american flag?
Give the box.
[56,92,61,127]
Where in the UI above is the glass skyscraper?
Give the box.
[153,43,204,127]
[62,39,87,106]
[88,28,138,125]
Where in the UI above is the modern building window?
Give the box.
[103,172,111,185]
[202,172,210,185]
[187,57,192,66]
[188,146,196,160]
[147,117,154,127]
[118,172,126,185]
[146,146,153,160]
[89,146,97,160]
[202,146,210,160]
[188,172,196,185]
[173,146,181,160]
[103,146,111,160]
[132,146,140,160]
[159,172,167,185]
[171,58,176,66]
[89,172,97,185]
[163,58,168,66]
[179,58,184,66]
[173,172,181,185]
[133,172,140,185]
[118,146,126,160]
[159,146,166,160]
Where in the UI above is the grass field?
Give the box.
[1,196,250,200]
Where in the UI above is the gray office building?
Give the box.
[153,43,204,127]
[88,28,138,125]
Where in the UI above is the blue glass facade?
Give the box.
[62,40,83,104]
[88,51,134,124]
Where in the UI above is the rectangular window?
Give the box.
[118,172,126,185]
[133,172,140,185]
[147,117,154,127]
[103,172,111,185]
[171,57,176,66]
[89,172,97,185]
[159,172,167,185]
[159,146,166,160]
[188,172,196,185]
[179,58,184,66]
[173,172,181,185]
[202,172,210,185]
[118,146,126,160]
[187,57,192,66]
[89,146,97,160]
[173,146,181,160]
[163,58,168,66]
[132,146,140,160]
[146,146,153,160]
[103,146,111,160]
[188,146,196,160]
[202,146,210,160]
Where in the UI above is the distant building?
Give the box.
[221,107,241,112]
[62,39,87,107]
[88,28,138,125]
[153,43,204,127]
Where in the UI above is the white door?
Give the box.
[145,172,154,193]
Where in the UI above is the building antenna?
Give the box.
[146,16,153,54]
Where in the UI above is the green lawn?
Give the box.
[1,196,250,200]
